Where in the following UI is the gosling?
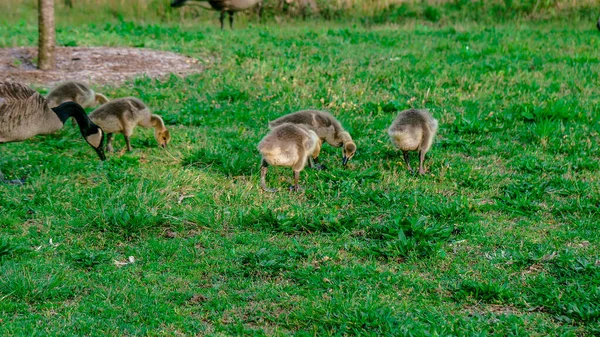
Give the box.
[88,97,170,152]
[268,110,356,169]
[46,81,109,109]
[0,81,105,184]
[388,109,438,175]
[258,123,320,192]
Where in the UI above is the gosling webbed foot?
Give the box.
[289,185,305,192]
[0,172,25,185]
[313,163,327,171]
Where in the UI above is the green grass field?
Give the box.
[1,5,600,336]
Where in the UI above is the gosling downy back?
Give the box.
[269,109,356,166]
[388,108,438,174]
[46,81,109,109]
[88,97,170,152]
[258,123,319,192]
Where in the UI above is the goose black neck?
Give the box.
[52,102,93,130]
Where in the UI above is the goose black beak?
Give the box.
[95,147,107,161]
[170,0,187,7]
[161,144,167,149]
[342,156,349,166]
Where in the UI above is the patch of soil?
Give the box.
[0,47,203,87]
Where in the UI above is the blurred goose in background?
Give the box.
[0,81,106,184]
[171,0,263,30]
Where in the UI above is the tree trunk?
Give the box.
[38,0,55,70]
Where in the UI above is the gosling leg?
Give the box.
[106,133,114,152]
[124,133,132,152]
[418,150,427,175]
[0,170,24,185]
[403,151,413,174]
[289,170,305,192]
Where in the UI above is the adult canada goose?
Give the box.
[258,123,320,192]
[269,110,356,168]
[170,0,263,30]
[88,97,170,152]
[0,81,106,184]
[388,108,438,175]
[46,81,109,109]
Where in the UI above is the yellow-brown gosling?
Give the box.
[46,81,109,109]
[388,108,438,175]
[258,123,320,192]
[268,109,356,169]
[170,0,262,30]
[0,81,106,184]
[88,97,170,153]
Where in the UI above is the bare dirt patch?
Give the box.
[0,47,202,87]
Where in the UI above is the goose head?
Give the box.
[84,123,106,160]
[52,102,106,161]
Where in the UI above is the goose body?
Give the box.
[46,81,109,109]
[171,0,262,29]
[269,110,356,167]
[0,81,106,183]
[388,109,438,175]
[258,123,319,192]
[88,97,170,152]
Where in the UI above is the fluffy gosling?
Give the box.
[46,81,109,109]
[268,110,356,168]
[388,109,438,175]
[258,123,320,192]
[88,97,170,152]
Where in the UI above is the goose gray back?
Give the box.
[388,108,438,175]
[46,81,109,109]
[171,0,263,29]
[0,81,106,183]
[269,109,356,167]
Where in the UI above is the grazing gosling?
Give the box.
[258,123,320,192]
[0,81,106,184]
[46,81,109,109]
[269,110,356,168]
[88,97,170,152]
[388,109,438,175]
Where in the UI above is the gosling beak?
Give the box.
[342,156,349,166]
[161,144,167,149]
[95,147,107,161]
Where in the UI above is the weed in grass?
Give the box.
[453,280,513,304]
[69,250,111,270]
[364,216,455,260]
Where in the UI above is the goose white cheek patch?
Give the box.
[86,130,103,148]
